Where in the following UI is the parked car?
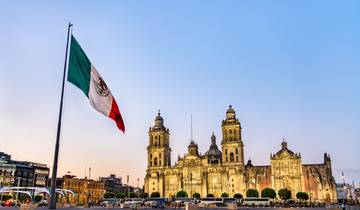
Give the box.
[2,199,18,207]
[223,198,237,206]
[123,198,144,208]
[100,198,120,207]
[242,198,270,206]
[145,198,167,208]
[173,197,194,207]
[198,197,223,207]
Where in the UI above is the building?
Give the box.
[337,183,360,204]
[0,150,49,188]
[100,174,122,193]
[27,162,50,187]
[55,175,105,204]
[144,106,337,202]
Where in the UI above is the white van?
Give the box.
[198,197,223,207]
[242,197,270,206]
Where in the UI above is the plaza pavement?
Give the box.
[3,207,360,210]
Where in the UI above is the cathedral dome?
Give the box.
[205,133,222,163]
[226,105,235,114]
[226,105,236,120]
[188,140,199,156]
[154,111,164,127]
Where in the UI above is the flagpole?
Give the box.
[49,22,73,209]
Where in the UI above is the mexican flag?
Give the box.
[67,35,125,133]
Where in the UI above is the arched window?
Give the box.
[159,153,161,158]
[150,161,152,166]
[154,157,158,166]
[229,130,232,134]
[236,148,238,154]
[230,153,234,162]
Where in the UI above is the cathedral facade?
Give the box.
[144,106,337,202]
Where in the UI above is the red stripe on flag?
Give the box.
[109,98,125,133]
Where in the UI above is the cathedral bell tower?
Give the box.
[147,111,171,168]
[221,105,244,165]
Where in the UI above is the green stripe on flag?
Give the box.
[67,35,91,97]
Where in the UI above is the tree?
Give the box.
[176,190,188,198]
[206,194,214,198]
[150,192,160,198]
[221,192,229,198]
[140,192,148,198]
[104,192,115,199]
[34,195,43,202]
[116,192,125,199]
[233,193,243,199]
[296,192,309,203]
[261,188,276,199]
[192,192,201,199]
[278,188,291,201]
[128,192,136,198]
[246,189,259,198]
[1,194,12,201]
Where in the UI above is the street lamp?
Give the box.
[87,180,91,207]
[342,172,347,205]
[16,177,22,203]
[137,178,140,198]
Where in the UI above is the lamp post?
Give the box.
[127,175,130,198]
[137,178,140,198]
[342,172,347,205]
[87,180,90,207]
[16,177,21,203]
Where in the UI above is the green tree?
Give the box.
[296,192,309,203]
[128,192,136,198]
[116,192,125,199]
[103,192,115,199]
[221,192,229,198]
[34,195,43,202]
[246,189,259,198]
[1,194,12,201]
[261,188,276,199]
[192,192,201,199]
[150,192,160,198]
[140,192,148,198]
[233,193,243,199]
[18,194,31,203]
[206,194,214,198]
[176,190,188,198]
[278,188,291,201]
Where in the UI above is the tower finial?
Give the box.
[158,110,160,116]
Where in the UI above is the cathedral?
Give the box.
[144,106,337,202]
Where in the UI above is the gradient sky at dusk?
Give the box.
[1,1,359,186]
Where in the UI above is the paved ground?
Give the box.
[0,207,348,210]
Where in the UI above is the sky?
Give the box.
[0,1,359,186]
